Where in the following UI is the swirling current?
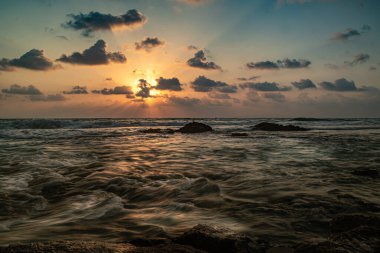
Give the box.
[0,118,379,246]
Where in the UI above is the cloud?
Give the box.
[208,93,231,99]
[135,37,164,52]
[155,77,182,91]
[135,79,152,98]
[369,66,377,71]
[0,49,58,71]
[63,86,88,94]
[292,79,317,90]
[63,10,147,36]
[92,85,134,95]
[237,76,260,81]
[246,58,311,70]
[2,84,43,95]
[56,35,69,41]
[344,53,370,67]
[332,25,370,41]
[191,76,237,93]
[187,45,199,51]
[276,0,335,5]
[187,50,221,70]
[319,78,358,91]
[263,93,286,103]
[167,96,201,106]
[325,63,340,70]
[57,40,126,65]
[240,82,291,91]
[28,94,66,102]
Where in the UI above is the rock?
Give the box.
[351,169,379,178]
[140,128,175,134]
[230,133,249,137]
[252,122,309,132]
[329,214,380,233]
[177,122,213,134]
[175,224,267,253]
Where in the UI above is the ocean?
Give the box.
[0,118,379,246]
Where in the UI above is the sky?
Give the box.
[0,0,379,118]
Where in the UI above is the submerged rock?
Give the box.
[177,122,213,134]
[140,128,176,134]
[175,224,266,253]
[351,169,379,179]
[252,122,309,132]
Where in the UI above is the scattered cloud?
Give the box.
[187,50,222,70]
[57,40,126,65]
[208,93,231,99]
[240,82,291,91]
[92,85,134,95]
[263,92,286,103]
[56,35,69,41]
[167,96,201,106]
[1,84,43,95]
[63,86,88,94]
[187,45,199,51]
[63,10,147,36]
[191,76,237,93]
[246,58,311,70]
[325,63,340,70]
[237,76,260,81]
[332,25,371,41]
[292,79,317,90]
[319,78,359,91]
[155,77,182,91]
[344,53,370,67]
[177,0,210,5]
[135,37,164,52]
[369,66,377,71]
[0,49,58,71]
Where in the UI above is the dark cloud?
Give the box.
[56,35,69,41]
[63,10,147,37]
[187,50,221,70]
[278,58,311,68]
[135,37,164,52]
[155,77,182,91]
[344,53,370,67]
[29,94,66,102]
[319,78,358,91]
[237,76,260,81]
[240,82,291,92]
[135,79,152,98]
[332,25,370,41]
[0,49,57,71]
[167,96,201,106]
[2,84,43,95]
[191,76,237,93]
[63,86,88,94]
[208,93,231,99]
[92,85,134,95]
[57,40,126,65]
[246,58,310,70]
[246,61,279,70]
[292,79,317,90]
[263,93,286,103]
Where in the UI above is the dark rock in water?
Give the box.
[252,122,309,132]
[351,169,379,178]
[175,224,267,253]
[140,128,175,134]
[177,122,213,134]
[0,240,205,253]
[230,132,249,137]
[330,214,380,233]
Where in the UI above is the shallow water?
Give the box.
[0,118,379,245]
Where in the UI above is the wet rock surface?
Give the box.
[177,122,213,134]
[230,132,249,137]
[252,122,309,131]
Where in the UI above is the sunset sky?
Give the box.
[0,0,379,118]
